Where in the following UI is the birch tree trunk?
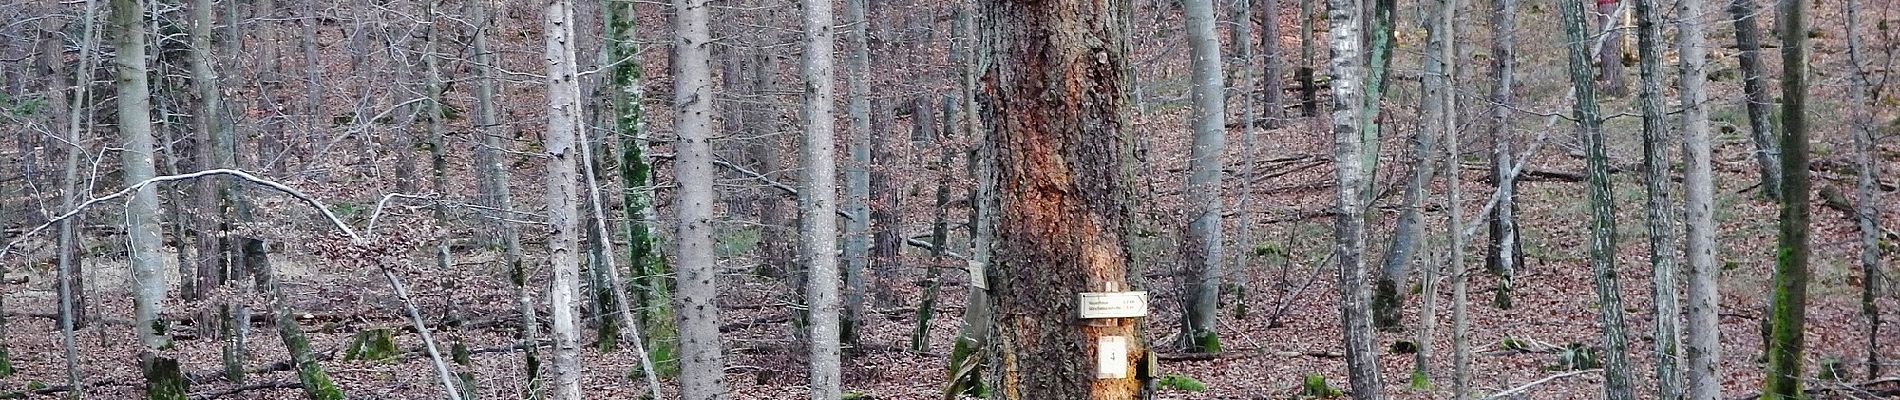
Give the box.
[1633,0,1681,397]
[1676,0,1721,394]
[1324,0,1385,396]
[1763,0,1813,394]
[799,0,842,392]
[1728,0,1783,199]
[980,0,1145,396]
[1559,0,1635,396]
[111,0,188,396]
[541,0,587,398]
[1180,0,1228,353]
[1844,0,1883,380]
[673,0,730,396]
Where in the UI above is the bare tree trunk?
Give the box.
[1633,0,1681,396]
[54,2,102,394]
[980,0,1145,396]
[604,0,676,379]
[111,0,188,396]
[1560,0,1634,396]
[469,0,545,394]
[1594,0,1626,97]
[1844,0,1883,380]
[1676,0,1720,394]
[542,1,587,398]
[912,97,952,353]
[840,0,873,351]
[1406,0,1454,385]
[1763,0,1813,394]
[944,7,993,397]
[1728,0,1783,199]
[1484,0,1519,310]
[1324,0,1385,396]
[1180,0,1228,353]
[798,0,841,392]
[672,0,730,396]
[1258,0,1283,127]
[1298,0,1316,117]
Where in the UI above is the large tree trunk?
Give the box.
[1764,0,1813,394]
[1844,0,1883,380]
[1594,0,1626,97]
[798,0,842,393]
[1676,0,1720,395]
[1323,0,1384,397]
[1728,0,1783,200]
[1559,0,1635,397]
[111,0,188,396]
[541,1,587,398]
[1633,0,1682,397]
[672,0,730,396]
[979,0,1144,397]
[604,0,676,379]
[1179,0,1228,353]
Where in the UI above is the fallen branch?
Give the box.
[1483,369,1601,399]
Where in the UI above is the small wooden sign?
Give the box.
[1077,291,1149,319]
[1095,336,1129,379]
[966,260,987,289]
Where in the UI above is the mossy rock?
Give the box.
[1157,373,1207,392]
[1300,373,1343,398]
[344,328,400,363]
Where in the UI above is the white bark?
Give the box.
[1181,0,1227,351]
[1324,0,1384,395]
[673,0,728,396]
[542,0,586,398]
[1675,0,1719,395]
[799,0,841,395]
[110,0,169,354]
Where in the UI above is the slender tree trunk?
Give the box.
[1594,0,1626,97]
[604,0,676,378]
[469,0,545,393]
[1180,0,1228,353]
[111,0,188,396]
[841,0,873,349]
[1633,0,1681,397]
[672,0,729,396]
[542,1,587,398]
[1441,0,1468,390]
[980,0,1144,397]
[1374,0,1449,330]
[1484,0,1519,310]
[1324,0,1385,396]
[1258,0,1283,127]
[1677,0,1720,395]
[250,239,344,400]
[1844,0,1883,380]
[944,7,993,397]
[1559,0,1635,397]
[913,98,954,353]
[1357,0,1395,192]
[799,0,841,392]
[1728,0,1783,199]
[55,2,101,394]
[1298,0,1316,116]
[1763,0,1812,394]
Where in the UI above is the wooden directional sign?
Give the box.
[1077,291,1149,319]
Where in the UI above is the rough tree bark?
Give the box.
[541,0,587,398]
[1633,0,1682,396]
[1180,0,1228,353]
[604,0,675,378]
[1559,0,1635,397]
[1594,0,1626,97]
[672,0,730,396]
[1323,0,1385,396]
[1677,0,1720,394]
[1728,0,1783,199]
[1258,0,1283,127]
[1764,0,1812,394]
[979,0,1145,397]
[798,0,842,392]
